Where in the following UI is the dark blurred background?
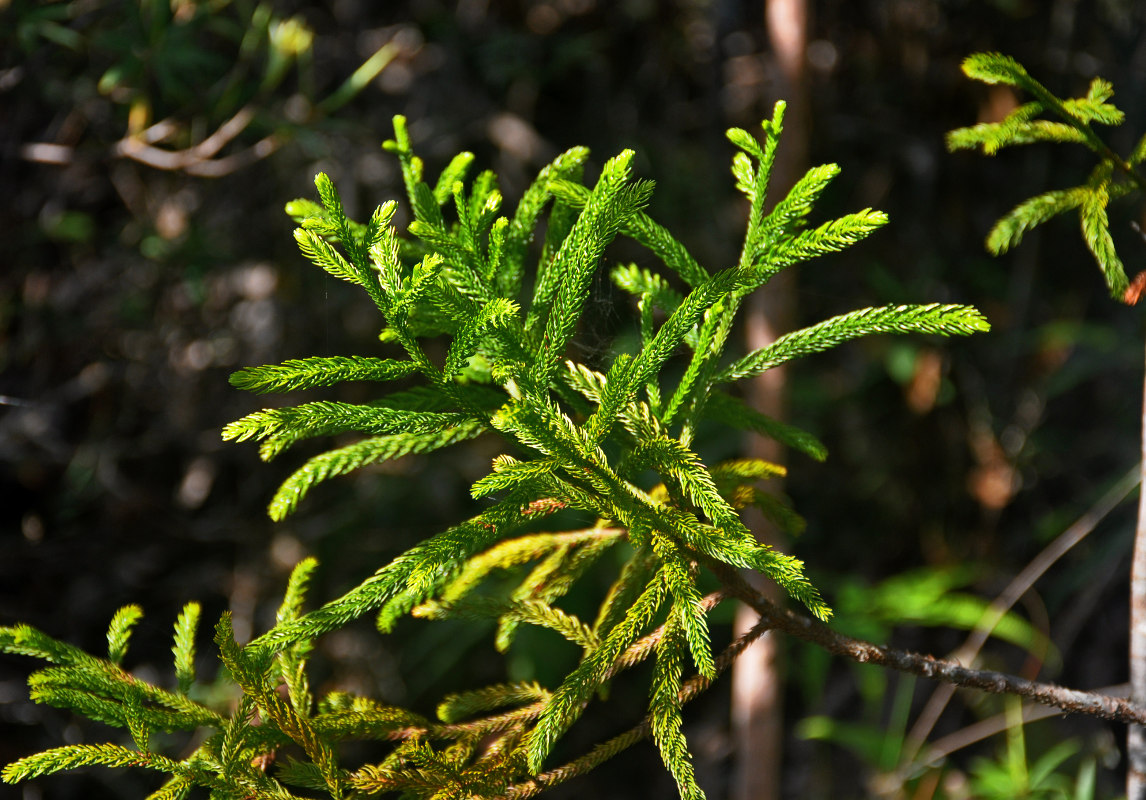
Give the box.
[2,1,1145,797]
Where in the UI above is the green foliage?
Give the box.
[947,52,1146,300]
[967,702,1095,800]
[4,107,987,798]
[7,0,395,138]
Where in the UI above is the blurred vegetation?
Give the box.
[2,1,1145,798]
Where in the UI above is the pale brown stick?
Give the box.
[904,464,1140,760]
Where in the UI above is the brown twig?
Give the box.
[714,564,1146,726]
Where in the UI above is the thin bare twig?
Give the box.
[714,565,1146,726]
[904,463,1140,759]
[113,107,280,177]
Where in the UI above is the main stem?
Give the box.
[1131,338,1146,799]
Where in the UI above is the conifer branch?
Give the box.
[172,602,200,694]
[106,605,143,665]
[716,304,989,383]
[2,744,190,784]
[6,106,1001,800]
[229,356,418,394]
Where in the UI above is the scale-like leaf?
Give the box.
[268,420,486,521]
[1079,172,1129,298]
[172,602,200,695]
[229,356,417,394]
[717,304,989,383]
[223,401,471,460]
[650,606,706,800]
[106,605,143,665]
[436,682,549,724]
[757,209,888,276]
[986,186,1090,255]
[3,744,187,784]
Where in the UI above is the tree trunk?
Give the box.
[730,2,808,799]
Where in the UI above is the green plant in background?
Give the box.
[8,0,397,176]
[966,700,1096,800]
[1,105,990,798]
[948,52,1146,798]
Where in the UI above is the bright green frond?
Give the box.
[986,186,1090,255]
[757,209,888,276]
[758,163,841,241]
[530,152,652,389]
[650,535,714,679]
[285,197,325,226]
[0,625,95,667]
[717,304,989,383]
[1079,171,1129,298]
[172,602,200,695]
[1130,132,1146,166]
[216,616,344,797]
[593,547,657,639]
[312,705,432,740]
[443,297,519,379]
[268,420,486,520]
[960,52,1033,90]
[415,596,598,650]
[375,490,545,632]
[611,262,685,314]
[382,115,425,206]
[229,356,418,394]
[439,529,608,604]
[222,401,471,460]
[710,458,786,483]
[277,558,320,626]
[751,546,831,620]
[433,151,476,205]
[436,682,549,724]
[106,605,143,665]
[650,607,706,800]
[618,205,710,288]
[731,102,784,229]
[294,227,360,286]
[548,179,708,288]
[314,172,366,270]
[2,744,187,784]
[726,126,765,160]
[470,455,559,498]
[1063,78,1124,125]
[620,267,750,412]
[496,532,621,652]
[502,147,591,298]
[945,103,1048,154]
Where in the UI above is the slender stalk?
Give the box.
[1130,341,1146,799]
[712,563,1146,725]
[904,464,1140,762]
